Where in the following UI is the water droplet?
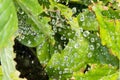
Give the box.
[83,31,90,37]
[74,53,78,57]
[59,75,62,79]
[82,9,87,12]
[59,71,62,75]
[74,43,79,48]
[64,56,68,61]
[55,0,60,2]
[80,37,83,41]
[18,8,24,14]
[88,52,92,58]
[80,14,85,21]
[70,76,75,80]
[31,60,34,64]
[52,19,56,25]
[67,33,71,36]
[61,36,64,40]
[63,68,69,74]
[28,40,31,44]
[96,43,100,48]
[53,27,57,33]
[80,27,83,32]
[89,45,94,51]
[58,28,62,32]
[90,38,95,42]
[72,7,77,14]
[29,55,31,58]
[57,67,60,70]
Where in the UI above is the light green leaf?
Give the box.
[73,64,118,80]
[100,71,119,80]
[0,39,26,80]
[0,0,26,80]
[92,3,120,59]
[0,0,18,48]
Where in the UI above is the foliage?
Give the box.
[0,0,120,80]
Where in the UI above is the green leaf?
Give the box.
[0,0,26,80]
[16,0,52,37]
[0,39,26,80]
[73,64,118,80]
[77,9,99,31]
[38,0,50,8]
[37,40,54,66]
[84,33,119,67]
[46,34,89,79]
[16,12,45,47]
[0,0,18,48]
[102,9,120,19]
[92,3,120,59]
[100,71,119,80]
[15,0,54,47]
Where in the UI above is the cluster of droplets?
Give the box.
[17,7,40,44]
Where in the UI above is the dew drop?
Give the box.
[96,43,100,48]
[89,45,94,51]
[52,19,56,25]
[80,14,85,21]
[74,53,78,57]
[67,33,71,36]
[72,7,77,14]
[63,68,69,74]
[28,40,31,44]
[59,71,62,75]
[64,56,68,61]
[87,52,92,58]
[83,31,90,37]
[90,38,95,42]
[58,28,62,32]
[60,36,64,40]
[74,43,79,48]
[31,60,34,64]
[80,27,83,32]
